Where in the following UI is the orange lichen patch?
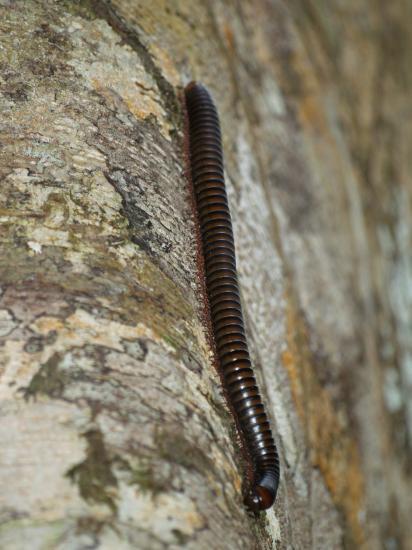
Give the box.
[31,317,64,334]
[281,348,305,421]
[308,384,365,544]
[91,79,160,122]
[270,30,332,137]
[282,289,366,546]
[149,43,180,87]
[223,23,235,52]
[296,93,329,136]
[30,309,158,355]
[122,97,155,121]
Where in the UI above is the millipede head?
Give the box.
[244,486,275,512]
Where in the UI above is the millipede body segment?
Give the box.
[184,82,280,512]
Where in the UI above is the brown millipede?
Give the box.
[184,82,280,512]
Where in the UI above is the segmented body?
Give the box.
[185,82,280,511]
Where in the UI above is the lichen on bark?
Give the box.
[0,0,410,549]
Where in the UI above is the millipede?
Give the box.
[184,81,280,512]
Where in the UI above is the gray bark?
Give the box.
[0,1,410,549]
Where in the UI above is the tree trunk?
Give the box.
[0,1,410,548]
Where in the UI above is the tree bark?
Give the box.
[0,1,410,549]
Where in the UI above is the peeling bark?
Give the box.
[0,1,410,549]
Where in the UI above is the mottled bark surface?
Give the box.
[0,1,410,549]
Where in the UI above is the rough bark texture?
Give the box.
[0,1,410,549]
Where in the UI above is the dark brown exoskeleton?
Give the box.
[184,82,280,512]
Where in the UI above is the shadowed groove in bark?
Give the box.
[86,0,181,131]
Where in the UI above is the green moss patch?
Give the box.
[23,353,67,399]
[66,429,118,513]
